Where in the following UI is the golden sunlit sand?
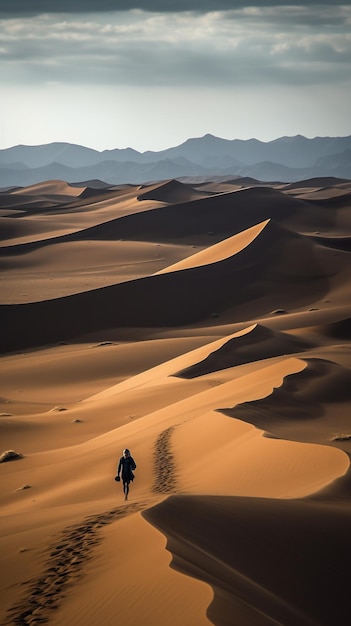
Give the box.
[1,176,351,626]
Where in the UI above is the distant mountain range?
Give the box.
[0,134,351,188]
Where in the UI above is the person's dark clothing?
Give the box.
[118,455,136,484]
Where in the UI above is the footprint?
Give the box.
[6,502,146,625]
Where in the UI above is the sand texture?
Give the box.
[1,176,351,626]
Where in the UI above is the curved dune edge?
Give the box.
[143,493,351,626]
[174,322,314,378]
[5,502,213,626]
[11,180,86,197]
[2,356,348,511]
[1,351,350,626]
[154,219,270,274]
[84,323,258,402]
[39,511,214,626]
[4,354,349,626]
[172,409,350,499]
[1,214,335,352]
[4,355,347,513]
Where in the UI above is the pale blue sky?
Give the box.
[1,2,350,151]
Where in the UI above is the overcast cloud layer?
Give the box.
[1,3,350,151]
[0,1,339,17]
[1,7,350,88]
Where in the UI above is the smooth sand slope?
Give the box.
[1,176,351,626]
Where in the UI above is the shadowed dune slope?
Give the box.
[0,183,341,255]
[0,181,86,212]
[224,357,351,452]
[137,178,212,203]
[175,323,313,377]
[94,185,335,242]
[320,316,351,339]
[0,186,275,251]
[0,216,58,241]
[0,219,339,352]
[144,495,351,626]
[298,188,351,203]
[0,186,156,251]
[282,176,351,190]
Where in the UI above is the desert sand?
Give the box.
[0,175,350,626]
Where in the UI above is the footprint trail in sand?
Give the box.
[152,426,178,494]
[5,503,146,626]
[6,427,178,625]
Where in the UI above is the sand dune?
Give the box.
[145,494,351,626]
[3,216,348,351]
[175,322,314,377]
[137,178,212,203]
[154,220,269,273]
[10,180,86,197]
[1,175,350,626]
[230,357,351,452]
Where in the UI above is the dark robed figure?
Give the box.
[116,448,136,500]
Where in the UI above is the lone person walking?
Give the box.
[116,448,136,500]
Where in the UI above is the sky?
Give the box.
[0,1,350,153]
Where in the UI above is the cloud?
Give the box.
[0,1,342,18]
[1,7,350,89]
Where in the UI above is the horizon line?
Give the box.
[1,131,351,154]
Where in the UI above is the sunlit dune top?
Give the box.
[11,180,86,196]
[154,219,270,275]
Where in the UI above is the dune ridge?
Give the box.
[1,176,350,626]
[3,216,345,351]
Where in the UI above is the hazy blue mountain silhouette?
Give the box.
[0,134,350,187]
